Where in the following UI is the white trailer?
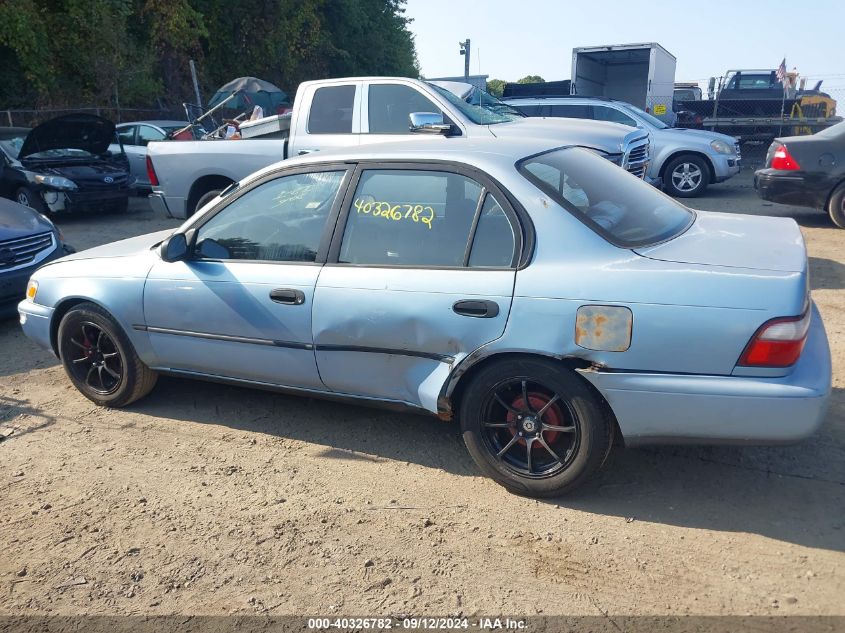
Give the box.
[571,43,677,122]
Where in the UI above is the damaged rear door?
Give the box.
[312,163,523,412]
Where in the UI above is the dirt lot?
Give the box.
[1,174,844,619]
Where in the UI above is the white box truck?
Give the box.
[571,43,677,122]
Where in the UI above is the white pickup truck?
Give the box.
[147,77,651,219]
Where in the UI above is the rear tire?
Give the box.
[16,187,48,213]
[459,357,613,497]
[827,182,845,229]
[193,189,222,216]
[663,154,710,198]
[57,302,157,407]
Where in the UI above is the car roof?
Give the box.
[117,120,187,128]
[242,137,578,185]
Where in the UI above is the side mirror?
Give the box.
[160,233,188,262]
[409,112,452,134]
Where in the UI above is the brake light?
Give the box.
[146,155,159,187]
[771,144,801,171]
[738,311,811,367]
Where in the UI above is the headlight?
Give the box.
[710,140,733,155]
[32,174,78,190]
[25,280,38,302]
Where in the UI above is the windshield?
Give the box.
[428,83,523,125]
[0,135,25,159]
[625,104,669,129]
[518,147,694,248]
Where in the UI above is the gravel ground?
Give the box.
[1,175,843,619]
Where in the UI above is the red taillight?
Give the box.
[738,311,811,367]
[146,155,159,187]
[770,144,801,171]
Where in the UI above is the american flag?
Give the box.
[776,58,787,85]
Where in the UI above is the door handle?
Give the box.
[452,299,499,318]
[297,149,318,155]
[270,288,306,305]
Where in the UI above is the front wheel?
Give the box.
[459,358,613,497]
[827,182,845,229]
[663,155,710,198]
[16,187,48,213]
[57,302,158,407]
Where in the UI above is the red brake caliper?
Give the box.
[506,392,565,448]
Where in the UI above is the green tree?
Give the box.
[486,79,506,97]
[517,75,545,84]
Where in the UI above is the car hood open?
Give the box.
[635,210,806,273]
[19,114,116,159]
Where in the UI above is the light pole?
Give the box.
[459,39,470,81]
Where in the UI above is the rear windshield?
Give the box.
[518,147,694,248]
[814,120,845,140]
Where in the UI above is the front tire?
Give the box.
[459,358,613,497]
[57,302,157,407]
[827,182,845,229]
[663,155,709,198]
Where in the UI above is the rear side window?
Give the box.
[137,125,166,146]
[309,85,356,134]
[514,104,544,116]
[368,84,442,134]
[117,126,136,146]
[519,147,693,248]
[548,104,592,119]
[339,170,516,268]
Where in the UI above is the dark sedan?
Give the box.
[0,197,72,318]
[0,114,135,215]
[755,121,845,228]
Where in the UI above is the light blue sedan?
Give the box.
[18,138,831,497]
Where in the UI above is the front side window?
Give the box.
[593,106,637,127]
[519,147,693,248]
[308,85,356,134]
[195,170,346,263]
[339,170,488,267]
[368,84,442,134]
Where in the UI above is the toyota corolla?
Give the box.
[18,138,831,497]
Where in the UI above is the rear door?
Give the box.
[312,162,524,411]
[292,82,362,156]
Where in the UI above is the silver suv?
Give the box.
[504,96,741,197]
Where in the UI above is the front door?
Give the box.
[312,164,523,411]
[143,167,351,389]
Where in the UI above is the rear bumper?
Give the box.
[149,192,186,219]
[754,169,826,209]
[580,303,831,445]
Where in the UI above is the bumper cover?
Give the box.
[580,303,831,445]
[17,299,55,353]
[754,169,826,209]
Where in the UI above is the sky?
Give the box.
[403,0,845,91]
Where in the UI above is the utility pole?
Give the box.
[459,39,470,81]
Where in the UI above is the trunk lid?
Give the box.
[635,210,806,273]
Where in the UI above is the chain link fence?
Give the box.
[0,106,186,129]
